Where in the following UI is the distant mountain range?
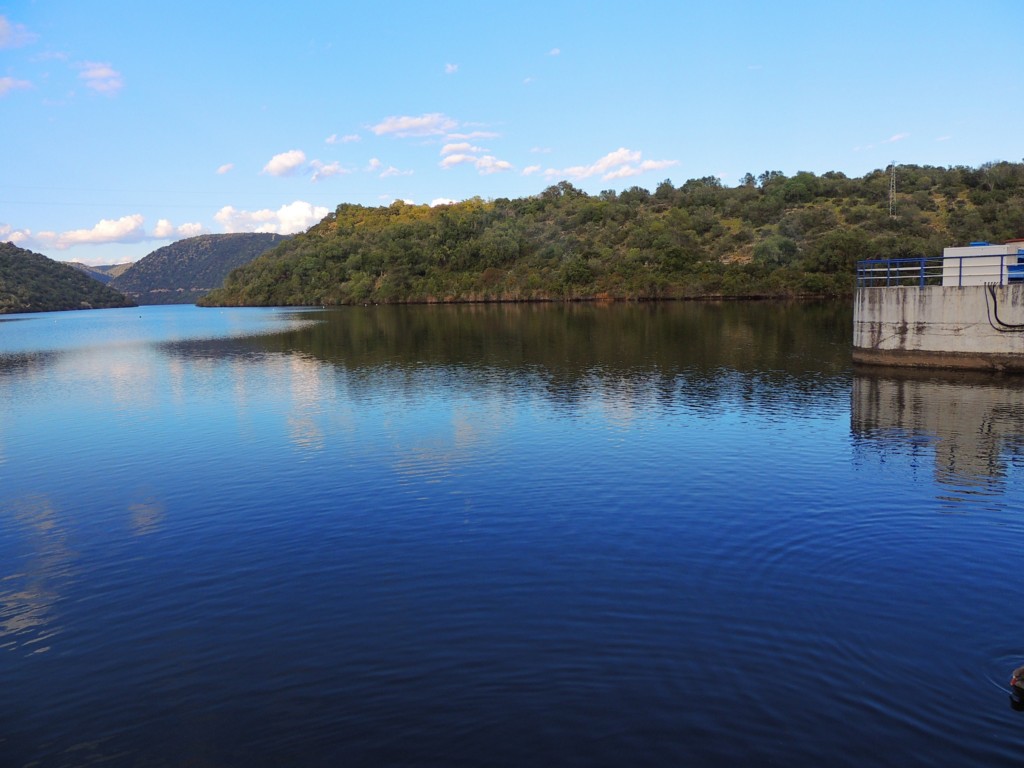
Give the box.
[0,242,136,314]
[108,233,289,304]
[68,262,133,284]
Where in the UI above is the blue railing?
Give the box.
[857,253,1024,288]
[856,256,944,288]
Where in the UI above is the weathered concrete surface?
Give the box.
[853,284,1024,371]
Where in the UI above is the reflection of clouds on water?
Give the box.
[167,357,188,405]
[0,495,74,654]
[453,407,483,449]
[389,397,509,483]
[589,373,656,427]
[106,356,155,412]
[129,494,165,536]
[851,373,1024,500]
[228,357,258,446]
[286,354,330,453]
[211,350,351,455]
[287,413,325,452]
[61,348,157,413]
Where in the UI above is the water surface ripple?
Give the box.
[2,302,1023,767]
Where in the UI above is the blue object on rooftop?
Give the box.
[970,241,990,246]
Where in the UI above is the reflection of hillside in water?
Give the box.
[162,302,853,418]
[852,370,1024,489]
[0,350,60,379]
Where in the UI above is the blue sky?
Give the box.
[2,1,1022,265]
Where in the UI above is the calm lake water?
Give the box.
[2,301,1023,767]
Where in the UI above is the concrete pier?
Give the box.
[852,284,1024,372]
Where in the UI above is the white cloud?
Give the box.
[153,219,175,238]
[445,63,458,74]
[0,76,31,96]
[440,152,513,175]
[32,50,69,62]
[855,131,912,153]
[215,201,328,235]
[152,219,203,239]
[441,142,487,156]
[548,47,561,56]
[544,147,677,181]
[440,153,476,169]
[371,112,457,137]
[475,156,513,175]
[177,222,204,237]
[277,201,329,232]
[77,61,123,93]
[39,214,146,249]
[602,159,679,180]
[430,198,457,207]
[326,133,360,144]
[0,16,37,48]
[523,77,534,85]
[310,159,351,181]
[447,131,500,140]
[530,146,553,154]
[216,163,234,175]
[3,216,206,250]
[936,135,952,142]
[215,206,275,233]
[362,159,409,178]
[565,148,640,178]
[522,165,541,176]
[262,149,307,176]
[0,223,31,244]
[7,213,209,254]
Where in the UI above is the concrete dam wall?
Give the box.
[853,284,1024,372]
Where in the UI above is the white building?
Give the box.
[942,240,1024,286]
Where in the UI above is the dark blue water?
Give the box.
[2,302,1023,767]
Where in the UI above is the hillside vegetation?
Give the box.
[0,242,136,314]
[111,233,289,304]
[199,162,1024,307]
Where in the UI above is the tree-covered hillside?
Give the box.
[111,233,289,304]
[0,242,136,314]
[200,162,1024,307]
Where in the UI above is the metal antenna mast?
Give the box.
[889,161,897,218]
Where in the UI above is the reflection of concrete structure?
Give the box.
[852,373,1024,486]
[855,243,1024,372]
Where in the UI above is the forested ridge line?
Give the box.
[0,242,136,314]
[200,162,1024,307]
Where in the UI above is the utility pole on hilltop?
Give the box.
[889,161,897,218]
